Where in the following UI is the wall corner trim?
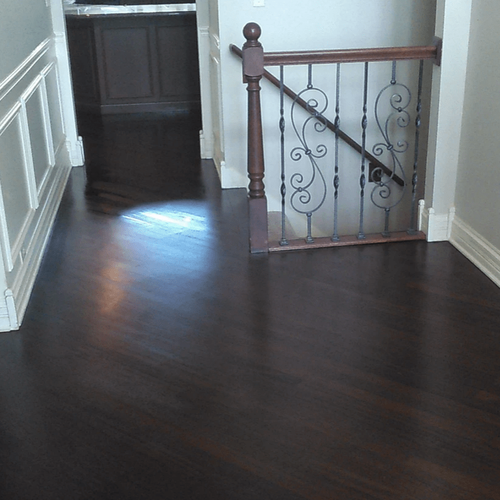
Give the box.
[5,289,19,331]
[450,216,500,289]
[419,201,455,242]
[199,129,214,159]
[67,136,85,167]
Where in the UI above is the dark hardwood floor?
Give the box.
[1,111,500,499]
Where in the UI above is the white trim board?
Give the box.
[450,216,500,289]
[419,202,455,242]
[11,164,72,327]
[0,39,52,101]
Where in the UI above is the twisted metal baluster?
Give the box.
[358,62,369,240]
[279,65,288,245]
[305,64,314,244]
[408,60,424,234]
[332,63,341,242]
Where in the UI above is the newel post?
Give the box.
[242,23,268,253]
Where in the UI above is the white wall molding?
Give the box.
[66,136,85,166]
[424,0,473,217]
[51,30,83,167]
[0,289,19,331]
[0,105,32,273]
[5,289,19,330]
[19,89,42,210]
[39,69,57,169]
[450,216,500,288]
[419,201,455,242]
[197,14,214,160]
[0,38,52,101]
[11,163,72,327]
[199,129,214,159]
[210,32,220,51]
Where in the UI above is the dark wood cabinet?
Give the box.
[66,11,200,114]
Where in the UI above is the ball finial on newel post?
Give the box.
[243,22,262,48]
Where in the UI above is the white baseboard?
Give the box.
[220,161,249,189]
[450,216,500,288]
[68,136,85,166]
[0,290,18,331]
[199,129,214,160]
[10,164,72,329]
[419,201,455,242]
[0,163,72,332]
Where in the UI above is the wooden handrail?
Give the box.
[230,43,405,187]
[263,42,441,67]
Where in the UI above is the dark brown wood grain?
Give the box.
[264,43,441,67]
[66,12,201,114]
[269,230,426,252]
[243,23,268,253]
[0,112,499,500]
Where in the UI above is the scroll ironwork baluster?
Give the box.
[289,64,329,244]
[371,60,410,237]
[358,62,369,240]
[408,60,424,234]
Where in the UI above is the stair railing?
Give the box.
[235,22,441,253]
[231,44,405,188]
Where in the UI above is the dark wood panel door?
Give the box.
[66,12,200,114]
[157,23,200,103]
[66,22,100,105]
[97,25,157,101]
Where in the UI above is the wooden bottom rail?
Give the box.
[269,231,426,252]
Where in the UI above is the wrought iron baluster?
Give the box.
[305,63,314,244]
[279,65,288,245]
[289,64,329,244]
[371,61,410,236]
[358,62,369,240]
[383,61,398,236]
[332,63,341,242]
[408,60,424,234]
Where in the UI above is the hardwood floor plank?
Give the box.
[1,112,499,499]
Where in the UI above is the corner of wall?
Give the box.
[0,289,19,332]
[450,215,500,288]
[419,200,455,242]
[66,135,85,166]
[199,129,214,160]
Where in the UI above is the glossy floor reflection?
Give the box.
[1,112,500,500]
[83,111,206,212]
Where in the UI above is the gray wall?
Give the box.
[454,0,500,250]
[0,0,52,81]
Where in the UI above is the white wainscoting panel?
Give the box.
[0,36,74,331]
[44,63,66,157]
[0,106,35,272]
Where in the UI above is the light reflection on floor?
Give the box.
[120,203,210,235]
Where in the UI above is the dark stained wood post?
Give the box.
[242,23,268,253]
